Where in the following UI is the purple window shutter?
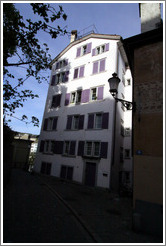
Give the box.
[56,62,59,69]
[65,93,70,106]
[43,118,48,131]
[51,75,56,85]
[92,48,96,56]
[100,142,108,159]
[56,94,61,107]
[97,86,104,100]
[64,71,69,82]
[77,141,85,156]
[93,61,98,74]
[86,42,92,53]
[66,115,72,130]
[81,89,90,103]
[78,115,84,129]
[102,113,109,129]
[105,43,109,51]
[74,68,78,79]
[55,141,64,154]
[76,47,81,57]
[87,114,94,129]
[99,59,105,72]
[52,117,58,130]
[51,96,56,107]
[39,140,45,152]
[65,59,68,66]
[79,66,84,78]
[69,141,76,155]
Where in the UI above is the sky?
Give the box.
[3,2,164,135]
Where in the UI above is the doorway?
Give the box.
[85,162,96,187]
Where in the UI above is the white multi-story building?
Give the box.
[34,30,132,191]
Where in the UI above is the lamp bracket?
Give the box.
[112,95,135,110]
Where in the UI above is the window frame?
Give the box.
[92,58,106,74]
[73,65,85,79]
[84,141,101,157]
[82,45,87,55]
[91,87,97,101]
[94,113,102,129]
[51,94,61,108]
[72,115,79,130]
[63,141,70,155]
[44,140,55,154]
[70,90,82,104]
[95,44,105,55]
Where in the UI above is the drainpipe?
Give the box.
[110,43,119,191]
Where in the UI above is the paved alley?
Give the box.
[3,169,163,243]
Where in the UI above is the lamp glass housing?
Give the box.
[108,73,120,95]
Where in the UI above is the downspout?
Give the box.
[110,42,119,191]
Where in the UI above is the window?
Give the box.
[87,112,109,130]
[70,90,82,104]
[78,141,108,159]
[71,92,76,103]
[63,141,76,156]
[43,140,55,154]
[76,90,82,103]
[45,140,50,153]
[82,45,87,55]
[90,87,104,101]
[124,149,130,158]
[125,128,131,136]
[92,59,106,74]
[65,86,104,106]
[60,166,73,180]
[64,141,70,155]
[66,115,84,130]
[96,45,105,54]
[76,42,92,57]
[73,65,85,79]
[40,162,52,175]
[126,79,131,86]
[95,113,102,129]
[55,59,68,69]
[51,94,61,108]
[51,71,69,85]
[94,142,100,156]
[72,115,79,130]
[84,141,101,157]
[43,117,58,131]
[92,43,109,56]
[91,88,97,101]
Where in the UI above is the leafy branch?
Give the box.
[3,3,68,127]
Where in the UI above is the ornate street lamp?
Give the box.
[108,73,135,110]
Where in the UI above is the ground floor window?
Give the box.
[60,165,73,180]
[40,162,52,175]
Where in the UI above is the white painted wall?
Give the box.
[34,35,132,189]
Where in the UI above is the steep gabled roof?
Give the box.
[49,33,121,67]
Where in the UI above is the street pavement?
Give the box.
[3,168,163,244]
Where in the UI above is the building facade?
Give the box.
[34,32,132,191]
[123,3,163,237]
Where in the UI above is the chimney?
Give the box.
[139,3,162,33]
[70,30,77,43]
